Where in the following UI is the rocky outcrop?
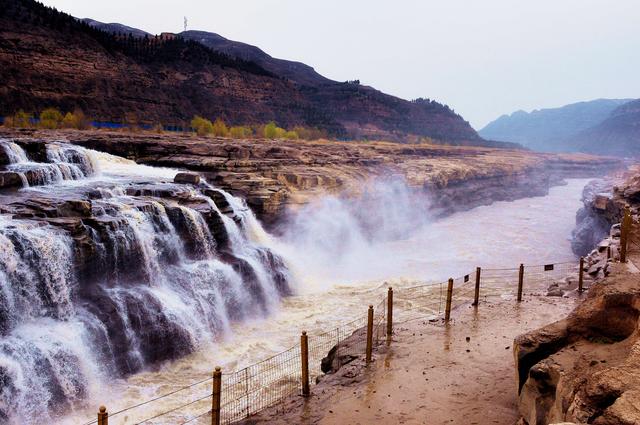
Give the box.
[515,266,640,425]
[572,166,640,257]
[571,179,620,256]
[516,168,640,425]
[0,138,293,422]
[2,129,622,227]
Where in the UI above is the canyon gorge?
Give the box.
[0,129,624,424]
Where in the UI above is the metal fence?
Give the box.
[87,259,586,425]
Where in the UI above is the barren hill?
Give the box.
[1,0,493,145]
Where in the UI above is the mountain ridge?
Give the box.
[480,98,633,152]
[0,2,503,146]
[570,99,640,156]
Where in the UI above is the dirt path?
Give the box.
[243,294,579,425]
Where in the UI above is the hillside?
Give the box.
[0,0,493,145]
[480,99,632,152]
[570,98,640,157]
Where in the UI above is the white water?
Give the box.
[0,139,591,424]
[58,177,590,425]
[0,141,289,424]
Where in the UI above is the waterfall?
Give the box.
[0,140,291,424]
[0,140,98,188]
[1,142,29,164]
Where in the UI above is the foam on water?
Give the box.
[0,140,291,424]
[58,178,591,425]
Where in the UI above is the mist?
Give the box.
[269,178,587,293]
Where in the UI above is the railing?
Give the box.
[86,252,602,425]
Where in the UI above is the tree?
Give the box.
[61,109,91,129]
[211,118,229,137]
[284,130,299,140]
[263,121,287,139]
[292,125,326,140]
[4,110,33,128]
[191,116,214,136]
[263,122,277,139]
[229,126,252,138]
[39,108,63,129]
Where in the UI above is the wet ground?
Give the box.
[245,292,579,425]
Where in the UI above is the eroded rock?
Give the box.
[516,266,640,424]
[174,172,201,185]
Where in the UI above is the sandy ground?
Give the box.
[243,293,580,425]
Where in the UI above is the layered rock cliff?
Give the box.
[515,169,640,425]
[0,129,622,228]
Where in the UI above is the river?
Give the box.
[59,173,591,425]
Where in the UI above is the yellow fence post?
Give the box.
[621,205,631,263]
[444,278,454,322]
[517,263,524,302]
[97,406,108,425]
[386,287,393,341]
[473,267,481,306]
[366,305,374,364]
[300,331,310,397]
[578,256,584,293]
[212,366,222,425]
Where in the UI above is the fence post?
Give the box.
[97,406,108,425]
[244,368,249,418]
[212,367,222,425]
[366,305,374,364]
[300,331,310,397]
[621,205,631,263]
[386,287,393,341]
[444,278,454,322]
[578,257,584,293]
[517,263,524,302]
[473,267,481,306]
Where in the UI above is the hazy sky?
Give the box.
[41,0,640,129]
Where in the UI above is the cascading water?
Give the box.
[0,140,97,188]
[0,139,291,424]
[0,138,594,424]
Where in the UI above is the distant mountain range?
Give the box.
[0,0,513,146]
[479,99,634,153]
[570,99,640,157]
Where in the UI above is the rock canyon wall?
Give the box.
[516,168,640,425]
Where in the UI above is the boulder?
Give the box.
[174,172,200,185]
[0,171,24,189]
[516,268,640,424]
[594,195,610,211]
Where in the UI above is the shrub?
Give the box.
[39,108,64,129]
[263,122,278,139]
[263,121,287,139]
[124,112,141,132]
[212,118,229,137]
[191,116,214,136]
[284,130,299,140]
[61,109,92,130]
[14,110,33,128]
[292,125,326,140]
[229,126,252,138]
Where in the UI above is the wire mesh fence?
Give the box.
[393,280,447,324]
[220,343,301,424]
[84,259,585,425]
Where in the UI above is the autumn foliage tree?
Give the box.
[39,107,64,129]
[191,116,214,136]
